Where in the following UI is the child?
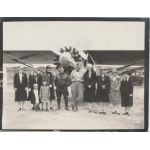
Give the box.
[30,83,40,111]
[40,80,50,111]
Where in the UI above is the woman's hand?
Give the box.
[102,85,106,89]
[49,84,52,88]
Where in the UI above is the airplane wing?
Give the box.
[50,49,61,56]
[3,50,144,73]
[78,50,88,60]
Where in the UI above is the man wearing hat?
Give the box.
[42,65,55,110]
[13,66,28,111]
[28,68,42,91]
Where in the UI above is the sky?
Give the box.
[3,21,145,51]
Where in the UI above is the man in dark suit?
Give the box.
[14,66,28,111]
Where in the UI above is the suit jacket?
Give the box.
[14,72,28,89]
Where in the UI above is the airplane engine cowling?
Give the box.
[59,52,76,68]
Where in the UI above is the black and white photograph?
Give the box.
[1,18,149,131]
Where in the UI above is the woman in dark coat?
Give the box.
[14,66,28,111]
[28,69,42,91]
[120,72,133,116]
[83,64,96,113]
[96,68,110,114]
[28,68,42,109]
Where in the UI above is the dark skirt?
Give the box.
[50,85,55,100]
[121,92,133,107]
[96,88,109,103]
[84,87,96,103]
[15,88,27,102]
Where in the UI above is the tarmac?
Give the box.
[2,85,144,130]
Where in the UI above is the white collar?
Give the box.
[34,89,38,93]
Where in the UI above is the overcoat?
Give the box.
[120,77,133,107]
[109,75,121,105]
[83,70,96,102]
[28,73,42,101]
[13,72,28,101]
[96,75,110,103]
[28,73,42,90]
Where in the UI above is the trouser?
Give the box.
[71,82,84,106]
[41,101,49,110]
[56,88,68,108]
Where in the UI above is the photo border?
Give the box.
[0,17,149,132]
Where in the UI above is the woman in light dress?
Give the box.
[109,68,121,115]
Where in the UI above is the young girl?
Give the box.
[39,80,50,111]
[30,83,40,111]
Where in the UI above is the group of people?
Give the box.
[13,62,133,116]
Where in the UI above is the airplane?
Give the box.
[3,47,144,76]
